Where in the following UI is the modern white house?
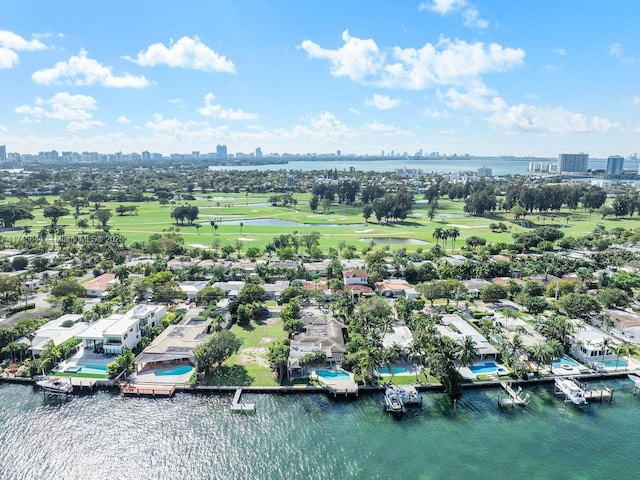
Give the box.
[342,269,368,286]
[17,314,86,356]
[77,304,166,355]
[570,321,621,368]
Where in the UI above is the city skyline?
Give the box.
[1,1,640,157]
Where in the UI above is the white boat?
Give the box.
[35,377,74,396]
[387,383,422,406]
[628,374,640,389]
[384,385,406,413]
[554,376,587,407]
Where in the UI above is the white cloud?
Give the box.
[444,84,506,112]
[16,92,105,132]
[67,120,106,132]
[125,36,236,73]
[286,112,354,142]
[198,93,258,120]
[419,0,487,29]
[0,30,47,69]
[32,49,150,88]
[300,31,524,90]
[349,107,361,115]
[0,30,47,51]
[609,42,635,64]
[553,48,567,56]
[422,107,442,118]
[168,98,182,104]
[365,93,400,110]
[542,64,560,72]
[117,115,132,124]
[0,124,7,134]
[632,96,640,105]
[486,104,619,135]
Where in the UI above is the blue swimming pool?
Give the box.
[316,369,350,380]
[469,362,508,375]
[154,365,194,376]
[377,366,410,376]
[602,359,627,369]
[552,356,580,369]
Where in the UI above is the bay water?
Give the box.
[1,379,639,479]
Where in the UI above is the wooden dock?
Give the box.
[120,383,176,397]
[230,388,256,413]
[498,382,531,407]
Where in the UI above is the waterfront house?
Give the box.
[136,316,211,371]
[570,321,621,367]
[84,273,116,298]
[437,314,499,360]
[77,304,166,355]
[382,325,414,358]
[18,314,86,356]
[605,308,640,344]
[287,315,346,379]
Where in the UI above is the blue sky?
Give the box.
[1,0,640,158]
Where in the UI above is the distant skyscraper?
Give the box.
[605,155,624,177]
[142,150,151,161]
[216,144,227,158]
[336,149,341,157]
[557,153,589,173]
[0,145,6,162]
[192,151,200,160]
[255,147,262,158]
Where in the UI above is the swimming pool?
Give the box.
[469,362,508,375]
[552,356,580,370]
[377,366,410,376]
[154,365,194,376]
[601,359,627,369]
[315,369,350,380]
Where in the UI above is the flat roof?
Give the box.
[76,318,118,340]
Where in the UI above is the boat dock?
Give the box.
[120,383,176,397]
[498,381,530,407]
[317,376,359,397]
[554,376,613,407]
[386,383,422,407]
[384,385,406,414]
[230,388,256,413]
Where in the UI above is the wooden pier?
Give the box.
[230,388,256,413]
[120,383,176,397]
[498,382,531,407]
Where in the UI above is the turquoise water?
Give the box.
[316,369,350,379]
[80,365,108,375]
[553,356,581,369]
[1,380,639,479]
[602,359,627,369]
[154,365,193,376]
[469,362,500,374]
[378,366,410,375]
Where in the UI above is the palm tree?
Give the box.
[457,335,478,372]
[113,265,130,284]
[382,345,401,379]
[239,221,244,233]
[448,227,460,253]
[357,347,381,385]
[545,339,564,372]
[510,333,524,357]
[599,337,611,371]
[432,227,443,249]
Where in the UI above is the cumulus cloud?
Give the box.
[125,36,236,73]
[486,104,619,135]
[0,30,47,69]
[198,93,258,120]
[16,92,98,120]
[349,107,361,115]
[632,96,640,105]
[117,115,132,124]
[365,93,400,110]
[553,48,567,56]
[299,30,524,90]
[419,0,488,28]
[32,49,149,88]
[444,84,506,112]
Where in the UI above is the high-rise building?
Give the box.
[478,167,492,177]
[557,153,589,173]
[336,149,341,157]
[216,144,227,158]
[192,151,200,160]
[605,155,624,177]
[255,147,262,158]
[0,145,6,162]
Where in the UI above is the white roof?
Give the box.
[438,314,499,356]
[382,326,414,350]
[103,314,138,336]
[76,318,118,341]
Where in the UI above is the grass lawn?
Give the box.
[49,371,107,379]
[223,317,289,387]
[5,192,640,255]
[378,372,429,385]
